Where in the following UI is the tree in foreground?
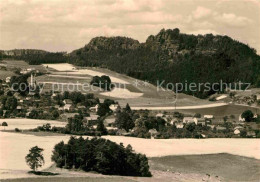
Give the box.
[2,121,8,130]
[241,110,254,122]
[52,137,152,177]
[25,146,45,171]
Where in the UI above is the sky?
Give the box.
[0,0,259,53]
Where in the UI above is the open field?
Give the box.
[1,60,47,73]
[43,63,129,84]
[149,153,260,182]
[100,87,144,99]
[177,104,260,119]
[102,136,260,159]
[0,118,66,131]
[1,153,259,181]
[1,130,260,172]
[40,63,220,107]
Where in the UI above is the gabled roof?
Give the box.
[63,99,73,104]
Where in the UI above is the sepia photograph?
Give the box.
[0,0,260,181]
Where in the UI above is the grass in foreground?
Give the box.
[1,177,135,182]
[149,153,260,182]
[28,171,59,176]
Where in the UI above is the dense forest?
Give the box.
[69,28,260,98]
[2,28,260,98]
[52,137,152,177]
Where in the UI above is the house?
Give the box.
[239,114,245,122]
[64,104,73,111]
[200,134,206,138]
[148,129,159,139]
[28,91,35,96]
[84,114,99,125]
[247,131,256,137]
[5,77,11,83]
[104,118,116,127]
[58,107,64,111]
[183,117,197,124]
[211,118,224,124]
[25,97,31,101]
[89,104,99,113]
[170,118,179,125]
[26,112,31,117]
[13,92,22,99]
[28,107,35,112]
[116,129,129,136]
[256,94,260,100]
[77,105,86,110]
[207,124,215,129]
[204,115,214,119]
[16,106,22,110]
[234,129,240,135]
[54,105,60,109]
[194,118,206,126]
[216,126,226,131]
[63,99,73,105]
[60,113,78,122]
[109,104,120,112]
[175,122,184,128]
[234,126,243,130]
[156,113,164,118]
[51,93,57,98]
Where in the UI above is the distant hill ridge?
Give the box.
[1,28,260,98]
[0,49,48,56]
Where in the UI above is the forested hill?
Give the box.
[1,28,260,98]
[0,49,67,64]
[70,28,260,98]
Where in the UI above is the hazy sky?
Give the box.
[0,0,259,53]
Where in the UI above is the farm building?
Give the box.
[175,122,184,128]
[204,115,214,119]
[109,104,120,112]
[234,129,240,135]
[63,99,73,105]
[183,117,196,124]
[63,104,73,111]
[89,104,99,113]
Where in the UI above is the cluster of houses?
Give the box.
[153,112,257,138]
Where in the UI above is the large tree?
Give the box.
[25,146,45,171]
[241,110,254,122]
[96,119,107,135]
[115,110,134,131]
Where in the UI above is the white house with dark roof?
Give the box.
[63,99,73,105]
[64,104,73,111]
[175,122,184,128]
[109,104,120,112]
[89,104,99,113]
[204,115,214,119]
[183,117,197,124]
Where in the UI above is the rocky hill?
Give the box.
[2,28,260,98]
[69,28,260,98]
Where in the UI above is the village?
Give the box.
[1,68,259,139]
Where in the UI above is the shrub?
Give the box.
[15,128,21,132]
